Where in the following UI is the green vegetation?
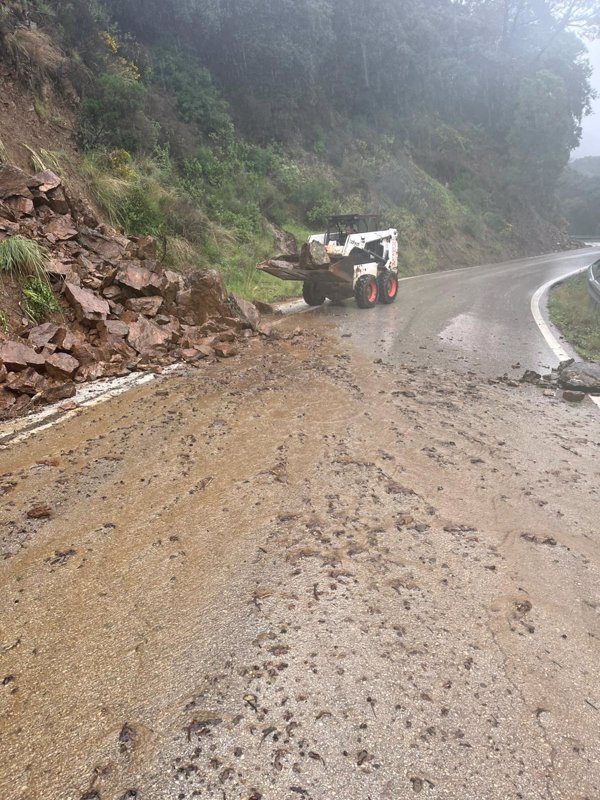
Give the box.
[0,309,8,333]
[559,158,600,236]
[21,275,60,324]
[0,237,59,324]
[549,274,600,362]
[0,236,47,279]
[1,0,597,298]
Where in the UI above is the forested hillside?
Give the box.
[1,0,598,295]
[559,156,600,234]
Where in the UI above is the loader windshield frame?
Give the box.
[325,214,381,245]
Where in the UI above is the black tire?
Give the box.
[354,275,379,309]
[378,269,399,304]
[302,282,326,306]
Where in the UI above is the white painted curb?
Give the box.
[530,267,600,410]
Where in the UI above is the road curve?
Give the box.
[309,247,600,376]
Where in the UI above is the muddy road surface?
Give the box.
[1,256,600,800]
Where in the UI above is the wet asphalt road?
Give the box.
[310,247,600,376]
[2,250,600,800]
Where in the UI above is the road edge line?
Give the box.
[530,267,600,410]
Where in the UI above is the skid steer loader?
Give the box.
[257,215,399,309]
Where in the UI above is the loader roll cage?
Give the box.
[326,214,381,246]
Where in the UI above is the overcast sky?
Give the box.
[573,38,600,159]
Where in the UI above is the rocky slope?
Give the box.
[0,163,265,420]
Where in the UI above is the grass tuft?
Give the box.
[21,276,60,324]
[0,236,47,279]
[23,144,47,173]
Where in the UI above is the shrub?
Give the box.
[154,49,233,140]
[0,236,47,279]
[76,69,155,152]
[21,276,60,324]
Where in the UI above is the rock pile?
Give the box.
[516,359,600,404]
[0,163,264,420]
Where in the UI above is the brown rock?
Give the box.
[161,270,185,303]
[71,342,97,366]
[79,228,126,261]
[26,504,52,519]
[97,319,129,338]
[0,362,7,383]
[7,196,34,216]
[180,348,205,361]
[102,284,123,301]
[0,164,38,200]
[126,296,163,316]
[0,341,46,371]
[127,316,173,355]
[0,201,19,223]
[299,240,330,270]
[116,263,162,295]
[27,322,60,349]
[94,335,138,364]
[46,215,77,241]
[216,330,236,343]
[179,269,229,326]
[45,352,79,380]
[33,170,62,193]
[562,390,585,403]
[64,282,110,322]
[54,328,84,352]
[134,235,157,260]
[45,259,80,284]
[232,295,260,331]
[6,367,48,396]
[46,188,70,216]
[42,382,77,404]
[213,342,238,358]
[0,387,16,414]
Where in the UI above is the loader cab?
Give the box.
[326,214,380,246]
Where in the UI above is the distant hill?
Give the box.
[559,165,600,234]
[570,157,600,179]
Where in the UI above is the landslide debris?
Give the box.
[0,163,264,420]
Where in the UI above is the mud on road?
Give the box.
[1,316,599,800]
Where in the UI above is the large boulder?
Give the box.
[0,164,40,200]
[116,263,162,295]
[0,341,46,371]
[161,270,186,304]
[176,269,229,326]
[559,362,600,394]
[33,170,62,193]
[0,387,16,415]
[230,295,261,331]
[44,353,80,380]
[5,367,48,396]
[125,296,163,316]
[97,319,129,339]
[127,316,174,355]
[64,282,110,323]
[45,215,78,242]
[299,240,330,270]
[27,323,61,349]
[78,227,127,261]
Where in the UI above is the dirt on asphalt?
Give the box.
[0,315,599,800]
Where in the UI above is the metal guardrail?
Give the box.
[588,260,600,306]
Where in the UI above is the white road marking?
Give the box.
[530,267,600,410]
[0,364,184,448]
